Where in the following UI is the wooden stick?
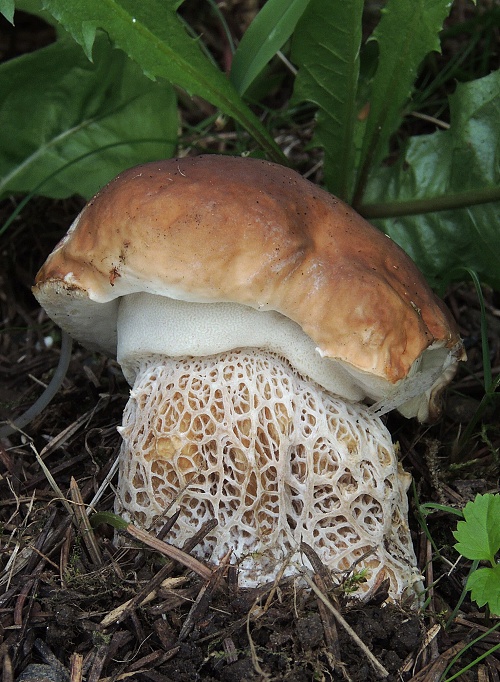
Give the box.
[302,573,389,679]
[125,524,213,581]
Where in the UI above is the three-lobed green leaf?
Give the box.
[454,493,500,564]
[466,565,500,615]
[453,493,500,616]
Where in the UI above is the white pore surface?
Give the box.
[117,292,453,420]
[117,293,370,400]
[116,349,421,599]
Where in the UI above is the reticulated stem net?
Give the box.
[117,349,420,598]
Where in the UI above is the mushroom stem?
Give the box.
[115,349,421,599]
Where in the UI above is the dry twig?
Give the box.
[302,572,390,679]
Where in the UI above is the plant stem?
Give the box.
[359,185,500,219]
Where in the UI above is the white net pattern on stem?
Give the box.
[116,350,420,597]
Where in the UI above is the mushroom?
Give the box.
[33,155,464,599]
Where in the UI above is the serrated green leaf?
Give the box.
[354,0,453,202]
[453,494,500,563]
[466,565,500,615]
[230,0,312,96]
[0,34,178,199]
[8,0,59,28]
[0,0,14,23]
[362,71,500,290]
[41,0,285,162]
[291,0,363,201]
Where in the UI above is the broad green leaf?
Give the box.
[453,494,500,563]
[41,0,285,163]
[466,565,500,615]
[0,0,14,22]
[230,0,312,96]
[0,34,178,199]
[362,71,500,290]
[354,0,453,203]
[291,0,363,201]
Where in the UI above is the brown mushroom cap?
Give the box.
[33,155,464,419]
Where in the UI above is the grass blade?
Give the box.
[230,0,312,96]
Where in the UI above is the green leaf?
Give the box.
[230,0,312,96]
[466,565,500,615]
[0,33,178,199]
[354,0,453,203]
[291,0,363,201]
[362,70,500,291]
[453,494,500,563]
[41,0,285,163]
[0,0,14,23]
[90,511,129,530]
[9,0,57,25]
[419,502,465,518]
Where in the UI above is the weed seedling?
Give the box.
[453,493,500,616]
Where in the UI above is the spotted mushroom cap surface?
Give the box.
[33,154,463,390]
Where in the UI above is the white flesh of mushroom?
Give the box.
[115,293,422,598]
